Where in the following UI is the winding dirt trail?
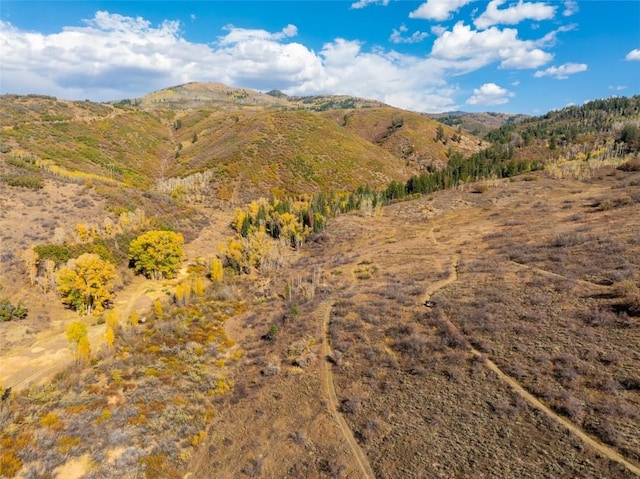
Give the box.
[423,229,640,477]
[1,268,188,393]
[478,352,640,476]
[318,300,376,479]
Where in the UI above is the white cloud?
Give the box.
[0,12,460,112]
[608,85,627,91]
[511,80,520,86]
[219,23,298,44]
[466,82,514,105]
[389,24,428,44]
[0,13,320,101]
[409,0,476,21]
[0,10,576,114]
[625,49,640,61]
[431,22,553,69]
[534,24,576,48]
[534,62,587,79]
[474,0,557,29]
[190,14,196,21]
[289,38,459,112]
[350,0,390,9]
[563,0,579,16]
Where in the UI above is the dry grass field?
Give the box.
[188,165,639,478]
[1,163,638,478]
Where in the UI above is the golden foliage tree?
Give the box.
[129,231,184,280]
[78,335,91,363]
[209,258,224,282]
[105,310,119,330]
[56,253,117,316]
[193,277,204,297]
[153,299,163,320]
[66,321,88,363]
[105,325,115,351]
[175,284,185,305]
[182,283,191,301]
[105,310,118,351]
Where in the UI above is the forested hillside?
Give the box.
[485,96,640,160]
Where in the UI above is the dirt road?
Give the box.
[422,233,640,477]
[319,300,376,479]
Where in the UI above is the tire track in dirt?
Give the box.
[424,230,640,477]
[319,300,376,479]
[476,351,640,476]
[507,260,612,289]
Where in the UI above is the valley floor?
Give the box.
[190,167,640,478]
[2,166,639,478]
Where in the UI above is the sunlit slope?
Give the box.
[167,108,413,197]
[320,107,484,171]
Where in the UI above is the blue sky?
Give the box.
[1,1,638,114]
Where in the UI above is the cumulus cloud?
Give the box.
[0,12,460,112]
[350,0,390,9]
[0,10,571,113]
[431,22,553,69]
[409,0,476,21]
[389,24,428,44]
[0,13,320,100]
[289,38,458,112]
[534,62,587,79]
[466,82,514,105]
[625,49,640,61]
[474,0,557,29]
[563,0,579,16]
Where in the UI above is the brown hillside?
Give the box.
[320,107,485,171]
[166,107,414,200]
[2,86,486,204]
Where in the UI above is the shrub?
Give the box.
[0,452,22,477]
[0,299,28,321]
[3,175,44,189]
[617,159,640,172]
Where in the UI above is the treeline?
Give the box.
[485,96,640,150]
[385,149,542,200]
[229,190,383,248]
[223,145,541,274]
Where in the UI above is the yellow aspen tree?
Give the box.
[183,283,192,302]
[232,208,246,233]
[78,335,91,363]
[105,325,115,351]
[175,284,184,305]
[56,253,117,316]
[210,258,224,282]
[128,230,184,280]
[105,310,119,331]
[153,299,163,320]
[66,321,88,363]
[103,217,115,236]
[193,277,204,297]
[76,223,90,242]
